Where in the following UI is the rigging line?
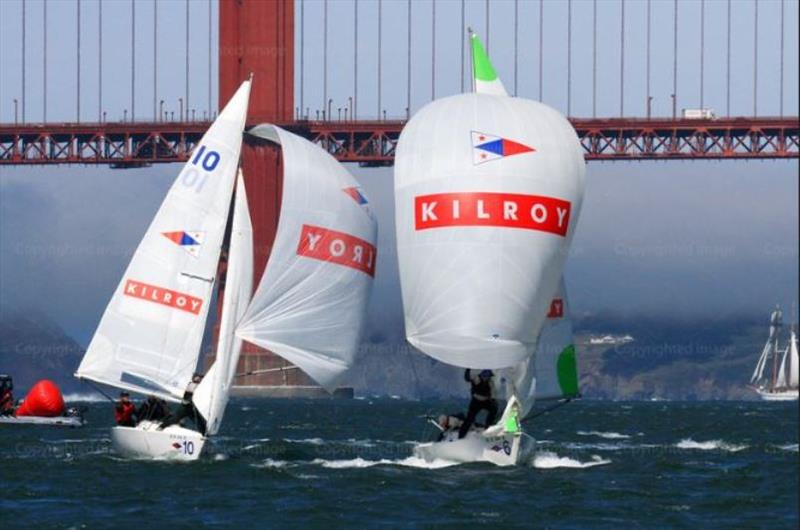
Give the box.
[84,380,116,403]
[234,366,299,378]
[405,344,423,400]
[523,397,574,423]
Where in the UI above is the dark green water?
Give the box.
[1,399,798,529]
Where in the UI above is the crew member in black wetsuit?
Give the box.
[157,373,206,435]
[137,395,170,423]
[458,369,498,439]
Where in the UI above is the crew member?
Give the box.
[114,391,137,427]
[158,373,206,435]
[436,413,465,441]
[137,395,170,423]
[0,375,14,415]
[458,369,498,439]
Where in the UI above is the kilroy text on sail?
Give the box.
[296,224,377,277]
[414,192,571,236]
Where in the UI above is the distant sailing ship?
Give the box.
[750,307,799,401]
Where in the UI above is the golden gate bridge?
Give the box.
[1,0,797,389]
[0,0,797,167]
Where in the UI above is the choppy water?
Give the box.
[1,399,798,528]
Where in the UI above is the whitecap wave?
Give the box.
[577,430,632,440]
[284,437,325,445]
[254,458,293,469]
[777,443,799,452]
[675,438,747,452]
[311,456,457,469]
[531,451,611,469]
[63,392,106,403]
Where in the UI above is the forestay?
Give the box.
[76,80,251,401]
[236,124,377,391]
[194,173,253,435]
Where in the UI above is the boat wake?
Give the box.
[252,456,458,470]
[531,451,611,469]
[311,457,458,469]
[576,430,632,440]
[675,438,748,452]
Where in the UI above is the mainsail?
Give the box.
[750,308,783,387]
[75,79,252,402]
[235,124,377,391]
[194,173,254,435]
[395,32,585,371]
[777,329,799,390]
[788,331,799,389]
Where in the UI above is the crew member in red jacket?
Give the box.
[114,391,137,427]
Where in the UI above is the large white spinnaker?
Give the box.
[75,79,252,401]
[505,278,579,419]
[395,36,585,370]
[235,124,377,391]
[194,173,253,436]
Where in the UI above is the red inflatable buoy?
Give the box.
[14,380,66,417]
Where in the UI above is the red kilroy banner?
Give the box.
[123,279,203,315]
[297,224,377,277]
[415,192,571,236]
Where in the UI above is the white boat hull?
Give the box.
[756,388,799,401]
[111,420,206,461]
[413,429,532,467]
[0,415,84,427]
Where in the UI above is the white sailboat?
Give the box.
[75,79,253,460]
[397,33,585,466]
[76,81,377,460]
[750,307,799,401]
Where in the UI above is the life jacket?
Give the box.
[115,402,136,425]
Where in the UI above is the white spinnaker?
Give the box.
[76,80,251,401]
[235,124,377,391]
[194,173,253,435]
[394,93,585,370]
[789,331,799,388]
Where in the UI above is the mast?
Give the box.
[770,307,782,391]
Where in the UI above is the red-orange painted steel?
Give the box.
[1,117,797,165]
[216,0,310,387]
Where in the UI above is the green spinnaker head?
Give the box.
[469,31,508,96]
[471,33,498,82]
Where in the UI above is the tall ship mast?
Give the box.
[750,306,799,401]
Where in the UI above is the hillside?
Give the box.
[0,308,85,394]
[0,308,780,400]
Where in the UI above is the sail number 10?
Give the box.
[181,145,221,193]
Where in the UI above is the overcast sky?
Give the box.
[0,0,798,344]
